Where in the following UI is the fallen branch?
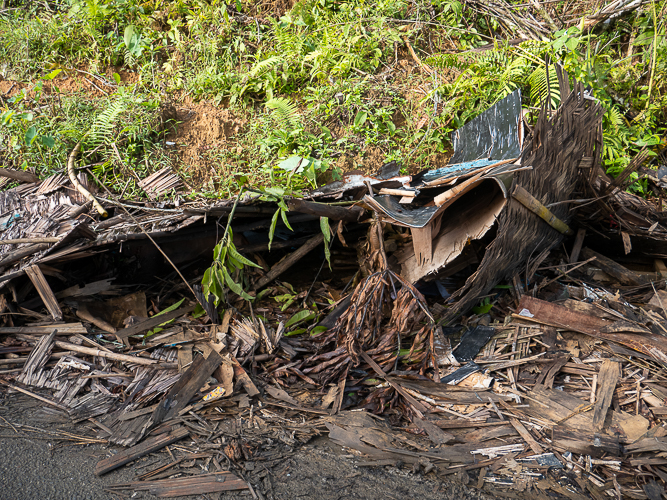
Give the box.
[0,167,39,184]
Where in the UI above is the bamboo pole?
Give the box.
[66,142,107,217]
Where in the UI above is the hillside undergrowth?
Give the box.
[0,0,665,197]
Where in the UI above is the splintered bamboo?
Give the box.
[512,185,574,236]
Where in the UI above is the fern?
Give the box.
[249,55,284,77]
[265,97,301,130]
[87,97,129,147]
[605,106,628,134]
[528,65,560,108]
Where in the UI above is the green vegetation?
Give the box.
[1,0,665,197]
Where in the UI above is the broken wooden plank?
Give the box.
[413,417,455,445]
[95,426,189,475]
[552,427,620,457]
[108,472,248,497]
[569,228,586,264]
[0,243,51,269]
[0,238,60,245]
[114,304,195,339]
[151,350,223,426]
[592,359,621,432]
[510,418,543,454]
[580,247,647,286]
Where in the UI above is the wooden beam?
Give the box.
[95,426,189,475]
[0,323,87,335]
[580,247,647,286]
[569,228,586,264]
[53,340,170,367]
[0,238,60,246]
[0,243,51,268]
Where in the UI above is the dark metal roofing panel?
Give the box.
[449,89,522,165]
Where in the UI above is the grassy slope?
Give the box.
[0,0,665,199]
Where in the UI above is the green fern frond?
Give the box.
[265,97,301,130]
[528,65,560,108]
[87,97,129,147]
[249,55,284,77]
[605,106,628,133]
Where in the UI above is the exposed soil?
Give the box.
[165,103,247,187]
[0,391,493,500]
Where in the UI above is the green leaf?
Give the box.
[24,126,38,146]
[154,298,186,317]
[0,110,14,125]
[280,206,292,231]
[285,309,316,328]
[310,325,327,336]
[113,73,121,85]
[283,328,307,336]
[123,25,136,49]
[564,37,579,51]
[354,110,367,127]
[472,302,493,315]
[192,304,207,319]
[268,208,280,251]
[228,245,261,268]
[221,266,254,301]
[40,134,55,148]
[42,69,62,80]
[634,30,655,46]
[320,217,331,269]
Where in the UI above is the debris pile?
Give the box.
[1,70,667,499]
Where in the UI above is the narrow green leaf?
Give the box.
[221,266,254,301]
[228,245,261,268]
[285,309,316,328]
[42,69,62,81]
[320,216,331,269]
[280,206,293,231]
[268,208,280,251]
[283,328,307,337]
[154,298,185,317]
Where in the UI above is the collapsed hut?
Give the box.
[2,70,667,498]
